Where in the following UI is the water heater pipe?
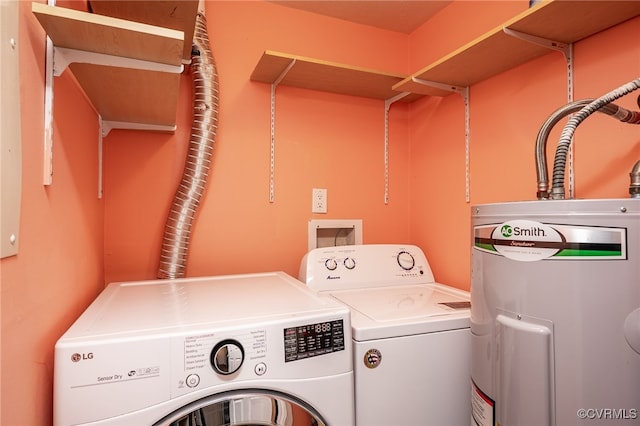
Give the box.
[630,160,640,198]
[550,78,640,199]
[158,7,219,279]
[535,99,626,199]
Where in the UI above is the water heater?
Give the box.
[470,199,640,425]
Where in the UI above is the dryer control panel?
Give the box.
[299,244,436,291]
[284,319,345,362]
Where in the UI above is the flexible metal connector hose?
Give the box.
[535,98,640,199]
[630,160,640,198]
[550,78,640,199]
[158,11,219,279]
[535,99,623,199]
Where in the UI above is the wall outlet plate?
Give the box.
[312,188,327,213]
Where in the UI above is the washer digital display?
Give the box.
[284,319,345,362]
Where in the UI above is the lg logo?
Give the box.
[71,352,94,362]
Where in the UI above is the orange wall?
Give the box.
[409,14,640,290]
[409,1,528,70]
[103,1,412,283]
[2,1,639,425]
[1,1,104,424]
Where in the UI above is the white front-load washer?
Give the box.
[299,244,471,426]
[54,272,354,425]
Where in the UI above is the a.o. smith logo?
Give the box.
[500,224,546,238]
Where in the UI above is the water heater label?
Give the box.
[471,381,495,426]
[474,220,626,261]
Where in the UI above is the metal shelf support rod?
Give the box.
[503,26,574,196]
[410,78,470,202]
[383,92,410,204]
[269,59,296,203]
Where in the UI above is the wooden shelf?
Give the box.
[250,50,422,102]
[32,1,198,128]
[252,2,640,102]
[249,2,637,205]
[394,0,640,97]
[88,0,199,62]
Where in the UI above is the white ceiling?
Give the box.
[269,1,452,34]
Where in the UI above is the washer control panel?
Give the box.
[299,244,436,291]
[396,250,415,271]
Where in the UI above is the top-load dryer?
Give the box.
[299,244,471,426]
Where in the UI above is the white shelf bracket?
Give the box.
[503,27,575,197]
[383,92,410,204]
[97,120,177,199]
[411,77,466,94]
[42,0,56,186]
[42,42,183,188]
[409,78,470,202]
[101,120,177,137]
[269,59,296,203]
[53,46,184,76]
[502,27,571,60]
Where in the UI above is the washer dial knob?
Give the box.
[397,251,415,271]
[325,258,338,271]
[344,257,356,270]
[211,339,244,375]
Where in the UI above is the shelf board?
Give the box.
[394,0,640,97]
[32,2,187,128]
[69,64,180,127]
[88,0,199,62]
[32,2,184,66]
[251,50,422,102]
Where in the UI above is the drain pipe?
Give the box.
[158,5,219,279]
[550,78,640,200]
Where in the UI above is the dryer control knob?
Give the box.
[211,339,244,375]
[325,258,338,270]
[397,251,415,271]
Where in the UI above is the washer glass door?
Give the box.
[155,390,326,426]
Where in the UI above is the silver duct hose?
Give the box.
[550,78,640,200]
[158,11,219,279]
